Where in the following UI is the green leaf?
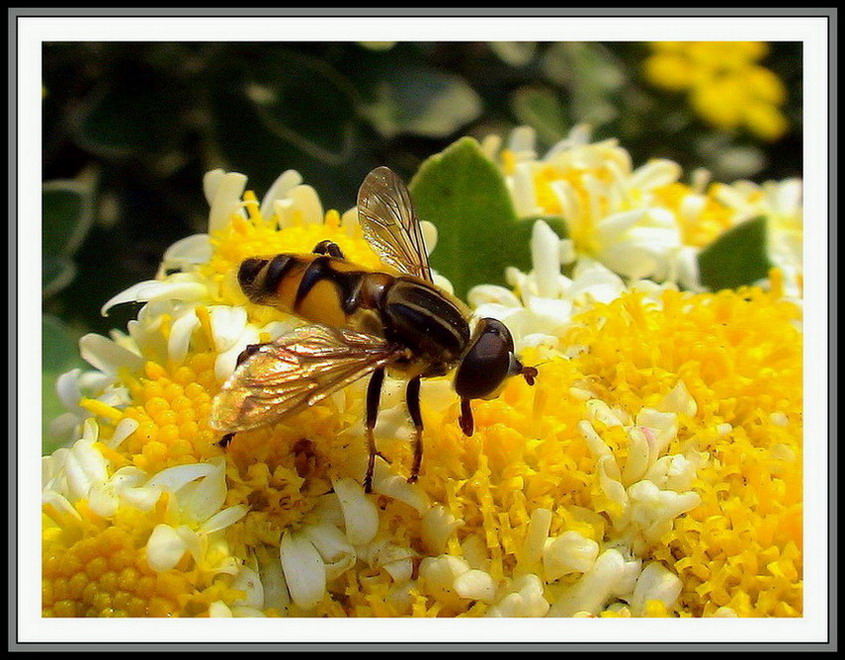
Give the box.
[511,86,568,147]
[362,65,483,139]
[409,137,526,300]
[42,253,77,298]
[75,77,185,157]
[698,216,773,291]
[42,181,95,257]
[244,50,359,165]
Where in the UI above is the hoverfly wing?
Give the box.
[210,325,400,433]
[357,166,434,283]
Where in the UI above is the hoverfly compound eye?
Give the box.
[454,318,516,400]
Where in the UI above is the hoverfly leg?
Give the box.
[459,397,474,437]
[312,239,345,259]
[406,376,424,484]
[363,367,386,493]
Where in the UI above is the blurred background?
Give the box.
[41,40,802,426]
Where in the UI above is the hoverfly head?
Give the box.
[454,318,537,401]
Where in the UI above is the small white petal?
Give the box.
[208,601,233,617]
[660,380,698,417]
[508,125,537,159]
[454,569,496,602]
[420,220,438,255]
[260,169,303,220]
[280,531,326,611]
[55,369,84,412]
[107,417,140,449]
[548,549,625,617]
[333,477,379,546]
[372,474,429,513]
[87,485,119,518]
[521,508,552,571]
[146,524,189,572]
[162,234,213,271]
[420,555,471,603]
[215,326,260,383]
[199,504,249,535]
[256,549,291,612]
[383,559,414,583]
[531,220,562,298]
[79,334,144,374]
[176,458,228,524]
[203,169,226,205]
[146,462,217,493]
[42,489,82,523]
[511,163,539,217]
[208,306,249,353]
[231,566,265,610]
[167,310,200,364]
[630,562,682,615]
[467,285,521,309]
[209,172,248,232]
[629,159,681,190]
[543,531,599,581]
[421,504,463,555]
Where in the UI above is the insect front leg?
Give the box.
[459,397,474,436]
[406,376,424,484]
[312,239,345,259]
[363,367,386,493]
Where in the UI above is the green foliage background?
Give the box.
[42,41,803,410]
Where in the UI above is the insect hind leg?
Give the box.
[363,367,386,493]
[312,239,345,259]
[406,376,424,484]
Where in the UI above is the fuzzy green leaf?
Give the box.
[409,137,529,300]
[698,216,773,291]
[363,65,483,139]
[42,181,94,257]
[511,86,568,147]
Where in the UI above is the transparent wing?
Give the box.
[357,166,433,282]
[210,325,400,433]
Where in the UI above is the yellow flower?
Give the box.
[645,41,789,141]
[43,163,802,618]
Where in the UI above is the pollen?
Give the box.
[115,351,221,473]
[43,509,187,617]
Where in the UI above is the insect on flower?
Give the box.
[210,167,538,492]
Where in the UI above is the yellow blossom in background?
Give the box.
[644,41,788,141]
[43,152,802,619]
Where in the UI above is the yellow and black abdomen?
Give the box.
[237,254,389,334]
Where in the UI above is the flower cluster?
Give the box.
[643,41,789,141]
[42,131,803,619]
[482,125,803,299]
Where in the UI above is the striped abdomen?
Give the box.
[237,254,471,375]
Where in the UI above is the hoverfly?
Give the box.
[210,167,537,492]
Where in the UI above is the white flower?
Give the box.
[543,531,600,581]
[629,562,683,616]
[547,549,640,617]
[486,573,550,617]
